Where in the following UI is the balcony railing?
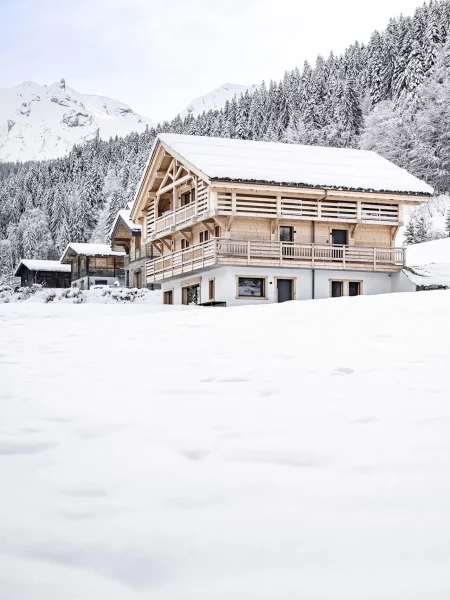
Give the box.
[154,203,206,235]
[146,238,405,281]
[125,245,160,267]
[148,193,400,239]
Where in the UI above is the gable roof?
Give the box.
[156,133,433,196]
[110,209,141,240]
[60,243,126,264]
[14,259,71,276]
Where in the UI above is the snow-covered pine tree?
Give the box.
[404,219,417,245]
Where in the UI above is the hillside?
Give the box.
[1,0,450,275]
[0,79,155,162]
[1,291,450,598]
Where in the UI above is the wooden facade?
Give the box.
[14,261,71,288]
[60,244,126,289]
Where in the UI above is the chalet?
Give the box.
[14,259,71,288]
[110,207,160,288]
[60,243,126,289]
[130,134,433,306]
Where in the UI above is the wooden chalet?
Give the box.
[110,207,160,288]
[130,134,433,305]
[60,243,126,289]
[14,259,71,288]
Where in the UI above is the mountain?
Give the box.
[179,82,258,118]
[0,79,155,162]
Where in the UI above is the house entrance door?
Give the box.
[277,279,293,303]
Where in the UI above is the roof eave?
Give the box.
[210,177,433,197]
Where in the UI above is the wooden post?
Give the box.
[373,247,377,271]
[172,161,177,227]
[356,201,362,221]
[343,245,346,268]
[276,194,282,217]
[194,177,198,218]
[247,240,251,265]
[232,191,237,215]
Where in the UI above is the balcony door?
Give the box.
[280,226,294,258]
[331,229,348,245]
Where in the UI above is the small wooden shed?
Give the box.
[14,259,71,288]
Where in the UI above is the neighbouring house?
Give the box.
[60,243,126,289]
[14,259,71,288]
[130,133,433,306]
[110,206,160,288]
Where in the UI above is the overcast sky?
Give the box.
[1,0,427,122]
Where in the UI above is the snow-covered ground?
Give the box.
[1,292,450,599]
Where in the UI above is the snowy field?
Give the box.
[1,292,450,599]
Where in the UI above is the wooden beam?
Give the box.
[151,241,163,254]
[160,237,173,251]
[391,225,400,242]
[157,174,193,197]
[203,221,215,236]
[270,218,278,235]
[180,229,193,244]
[350,223,359,239]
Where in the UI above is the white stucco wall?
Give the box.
[391,270,418,293]
[161,266,397,306]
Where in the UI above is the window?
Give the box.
[331,281,343,297]
[182,284,200,305]
[330,280,362,298]
[163,290,173,305]
[237,277,266,298]
[181,188,195,206]
[331,229,348,245]
[279,226,294,242]
[181,191,191,206]
[209,278,215,301]
[199,230,209,243]
[349,281,361,296]
[214,225,221,237]
[181,238,190,250]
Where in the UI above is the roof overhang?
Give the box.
[210,179,431,204]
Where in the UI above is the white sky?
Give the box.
[0,0,427,122]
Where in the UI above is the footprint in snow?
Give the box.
[331,367,355,376]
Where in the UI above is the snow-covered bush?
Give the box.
[44,291,57,303]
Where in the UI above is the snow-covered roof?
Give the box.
[60,243,126,263]
[109,209,141,239]
[156,133,433,196]
[14,259,71,276]
[403,264,450,288]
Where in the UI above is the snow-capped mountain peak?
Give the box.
[179,82,259,118]
[0,80,156,163]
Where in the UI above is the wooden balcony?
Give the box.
[148,193,400,239]
[146,238,406,282]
